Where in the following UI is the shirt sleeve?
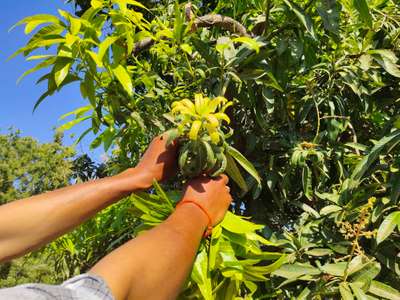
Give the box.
[0,274,114,300]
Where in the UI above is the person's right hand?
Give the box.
[180,175,232,226]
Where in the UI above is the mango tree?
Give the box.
[11,0,400,298]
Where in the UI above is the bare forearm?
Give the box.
[0,167,150,262]
[90,203,207,300]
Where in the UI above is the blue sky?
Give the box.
[0,0,103,161]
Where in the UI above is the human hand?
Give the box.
[116,134,178,191]
[135,134,178,185]
[180,175,232,226]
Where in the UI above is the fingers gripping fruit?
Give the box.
[168,94,233,178]
[178,140,227,177]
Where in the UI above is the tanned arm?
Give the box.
[0,135,177,262]
[90,175,232,300]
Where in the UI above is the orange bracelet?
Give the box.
[176,200,213,238]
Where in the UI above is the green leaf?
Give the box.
[262,87,274,114]
[17,57,57,84]
[180,43,193,55]
[86,50,103,67]
[10,14,63,32]
[112,65,133,96]
[114,0,148,10]
[98,36,120,62]
[293,201,320,218]
[54,58,72,87]
[351,130,400,182]
[340,282,355,300]
[302,166,313,200]
[353,0,372,28]
[91,0,103,9]
[391,172,400,203]
[368,280,400,300]
[297,287,311,300]
[283,0,316,39]
[191,249,213,300]
[272,262,321,279]
[377,211,400,244]
[58,116,90,131]
[350,261,381,283]
[320,262,347,276]
[317,0,340,36]
[9,37,66,60]
[232,37,262,53]
[59,105,92,121]
[69,17,81,35]
[320,205,342,216]
[375,57,400,78]
[226,145,261,185]
[221,212,264,234]
[305,248,333,256]
[33,90,53,112]
[225,153,248,192]
[350,283,368,300]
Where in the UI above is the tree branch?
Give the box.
[193,14,249,37]
[132,2,249,55]
[133,37,155,55]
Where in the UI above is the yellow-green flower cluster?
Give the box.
[171,94,232,144]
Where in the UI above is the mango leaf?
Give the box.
[317,0,340,36]
[302,166,313,200]
[377,211,400,244]
[86,50,103,67]
[225,153,248,192]
[351,130,400,181]
[91,0,103,9]
[226,145,261,185]
[391,172,400,203]
[17,57,57,84]
[8,37,66,60]
[297,287,311,300]
[54,58,72,87]
[305,248,333,256]
[350,283,368,300]
[59,105,92,120]
[283,0,316,39]
[98,36,120,62]
[58,116,90,131]
[191,249,213,300]
[69,17,81,35]
[272,262,321,279]
[262,87,274,114]
[320,262,347,276]
[350,260,381,284]
[221,212,264,234]
[112,65,133,96]
[368,280,400,300]
[10,14,63,32]
[113,0,148,10]
[232,37,262,53]
[353,0,372,28]
[375,57,400,78]
[320,204,342,215]
[340,283,355,300]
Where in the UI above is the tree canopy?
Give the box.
[0,130,74,204]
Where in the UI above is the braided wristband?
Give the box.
[176,200,213,238]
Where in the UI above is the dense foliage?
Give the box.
[8,0,400,298]
[0,130,74,204]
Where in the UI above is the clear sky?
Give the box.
[0,0,103,161]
